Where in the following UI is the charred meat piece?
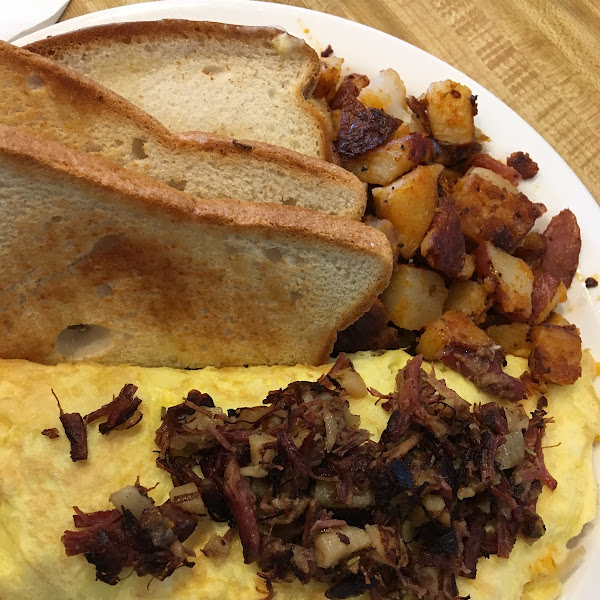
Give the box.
[62,482,197,584]
[421,199,466,278]
[541,209,581,288]
[507,151,539,180]
[53,390,87,462]
[331,75,401,159]
[85,384,143,434]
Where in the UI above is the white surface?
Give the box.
[0,0,70,42]
[15,2,600,598]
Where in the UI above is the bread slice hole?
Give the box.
[84,143,103,153]
[290,290,302,302]
[26,74,45,90]
[166,179,188,191]
[131,137,148,159]
[95,283,113,298]
[262,247,284,263]
[202,65,225,76]
[56,324,112,360]
[282,197,298,206]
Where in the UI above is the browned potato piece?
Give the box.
[416,309,493,360]
[457,254,475,280]
[529,323,582,385]
[425,80,475,145]
[453,167,545,252]
[380,264,448,331]
[486,323,531,358]
[373,164,443,259]
[357,68,411,121]
[475,241,534,321]
[444,280,491,324]
[365,217,402,262]
[344,133,434,185]
[546,312,570,327]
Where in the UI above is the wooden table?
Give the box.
[60,0,600,204]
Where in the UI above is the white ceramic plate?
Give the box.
[15,2,600,598]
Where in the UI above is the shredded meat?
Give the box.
[62,351,554,597]
[62,482,197,584]
[437,343,527,402]
[77,356,551,599]
[85,384,143,434]
[507,151,539,180]
[41,427,59,439]
[224,457,260,564]
[54,390,88,462]
[321,44,334,57]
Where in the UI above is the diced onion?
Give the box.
[495,431,525,470]
[169,482,207,515]
[109,485,154,519]
[313,526,371,568]
[334,368,369,398]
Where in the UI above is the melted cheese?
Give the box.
[0,349,598,600]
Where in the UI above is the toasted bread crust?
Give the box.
[0,124,391,367]
[25,20,334,161]
[0,41,362,217]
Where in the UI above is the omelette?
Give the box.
[0,349,598,600]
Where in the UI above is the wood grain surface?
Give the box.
[60,0,600,204]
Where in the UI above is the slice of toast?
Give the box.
[0,42,365,219]
[0,124,392,368]
[25,20,334,160]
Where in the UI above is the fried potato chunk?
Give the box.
[380,264,447,331]
[365,217,402,262]
[444,280,491,324]
[529,323,582,385]
[372,164,443,259]
[475,241,534,322]
[416,309,492,360]
[486,323,531,358]
[358,68,411,121]
[453,167,545,252]
[425,80,475,145]
[344,133,434,185]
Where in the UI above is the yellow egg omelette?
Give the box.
[0,349,598,600]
